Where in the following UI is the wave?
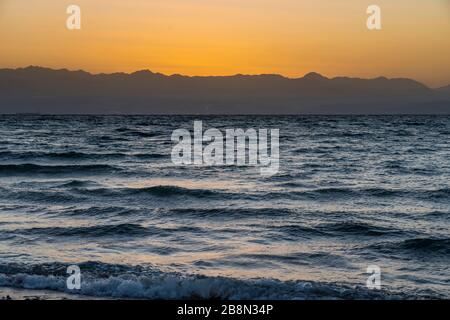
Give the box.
[0,185,230,205]
[56,206,141,217]
[0,262,425,300]
[423,211,450,220]
[263,221,408,241]
[263,187,450,202]
[0,163,121,175]
[10,223,203,238]
[1,188,84,204]
[115,128,161,138]
[427,188,450,199]
[57,180,97,188]
[20,184,444,202]
[0,151,166,161]
[23,191,82,203]
[11,223,151,238]
[317,221,405,237]
[73,185,224,199]
[392,238,449,255]
[132,153,167,159]
[262,187,391,200]
[303,187,403,198]
[0,151,124,160]
[237,252,351,268]
[369,238,450,257]
[264,224,326,241]
[131,185,218,198]
[165,207,295,218]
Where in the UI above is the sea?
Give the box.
[0,115,448,299]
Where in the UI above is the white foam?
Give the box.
[0,271,400,300]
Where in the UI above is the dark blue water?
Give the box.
[0,115,449,299]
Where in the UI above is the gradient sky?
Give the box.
[1,0,449,87]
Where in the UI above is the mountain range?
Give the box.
[0,66,449,114]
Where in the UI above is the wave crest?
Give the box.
[0,262,421,300]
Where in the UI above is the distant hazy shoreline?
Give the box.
[1,66,449,115]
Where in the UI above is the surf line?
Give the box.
[171,120,279,176]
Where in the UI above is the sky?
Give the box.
[0,0,449,87]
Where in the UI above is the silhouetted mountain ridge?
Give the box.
[437,84,450,93]
[0,66,448,114]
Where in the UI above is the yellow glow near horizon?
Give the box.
[0,0,449,87]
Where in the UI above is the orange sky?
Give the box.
[1,0,449,87]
